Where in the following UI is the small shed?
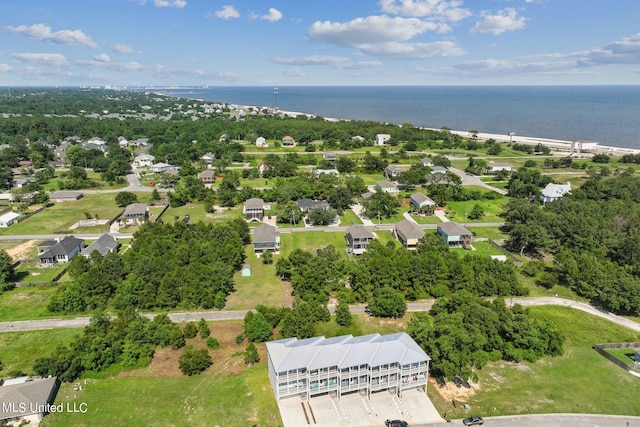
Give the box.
[241,264,252,277]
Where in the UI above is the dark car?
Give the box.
[462,415,484,426]
[385,420,408,427]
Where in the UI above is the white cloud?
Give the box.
[279,68,306,77]
[272,55,350,66]
[310,15,438,46]
[214,5,240,20]
[470,8,527,35]
[0,64,13,72]
[113,43,139,54]
[309,16,464,59]
[6,23,98,48]
[94,53,111,63]
[132,0,186,7]
[11,52,68,66]
[261,8,283,22]
[578,33,640,65]
[77,58,144,71]
[379,0,471,22]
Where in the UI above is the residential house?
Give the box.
[123,203,149,225]
[49,191,83,202]
[11,176,30,189]
[200,152,216,164]
[375,180,399,195]
[81,233,120,258]
[541,182,571,204]
[384,165,404,181]
[345,225,375,255]
[323,152,337,161]
[437,222,473,247]
[351,135,365,143]
[487,162,513,173]
[243,198,265,222]
[296,199,330,213]
[253,223,280,254]
[409,192,436,214]
[394,219,425,249]
[0,211,20,227]
[420,157,434,167]
[375,134,391,146]
[151,162,172,173]
[431,166,448,174]
[84,137,108,153]
[133,138,149,148]
[118,137,129,148]
[53,142,72,163]
[134,154,155,168]
[360,191,374,202]
[266,332,430,402]
[281,135,295,146]
[256,137,267,147]
[197,169,216,187]
[313,169,340,177]
[17,160,32,167]
[38,236,84,266]
[0,376,61,425]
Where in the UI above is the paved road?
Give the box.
[449,167,508,195]
[420,413,640,427]
[1,297,638,333]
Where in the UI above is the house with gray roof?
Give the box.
[409,192,436,214]
[134,154,155,168]
[296,199,330,213]
[253,223,280,254]
[243,198,265,222]
[38,236,84,266]
[266,332,430,402]
[49,191,83,202]
[394,219,425,249]
[0,376,60,425]
[541,182,571,204]
[197,169,216,186]
[431,165,448,174]
[487,162,513,172]
[437,222,472,247]
[384,165,404,181]
[81,233,120,258]
[323,152,337,161]
[420,157,434,167]
[375,180,399,195]
[345,225,375,255]
[123,203,149,225]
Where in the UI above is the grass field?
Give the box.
[436,306,640,419]
[444,198,507,223]
[0,328,80,376]
[0,285,67,322]
[339,208,363,226]
[0,193,124,235]
[11,263,67,283]
[279,230,347,257]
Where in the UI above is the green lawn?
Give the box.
[280,230,347,257]
[11,263,67,283]
[465,240,506,257]
[445,199,507,223]
[225,246,293,310]
[466,226,506,241]
[0,328,80,376]
[42,364,282,427]
[1,193,124,235]
[339,208,363,226]
[439,306,640,418]
[0,285,67,322]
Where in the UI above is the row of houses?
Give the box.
[36,234,120,266]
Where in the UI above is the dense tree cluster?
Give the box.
[408,292,564,382]
[49,220,247,313]
[33,311,185,382]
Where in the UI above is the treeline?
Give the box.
[33,311,186,382]
[503,173,640,314]
[408,292,564,382]
[48,220,248,313]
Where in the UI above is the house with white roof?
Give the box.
[375,134,391,146]
[266,332,430,402]
[134,154,155,168]
[541,182,571,204]
[256,136,267,147]
[0,211,20,227]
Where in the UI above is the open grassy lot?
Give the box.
[280,230,347,257]
[339,208,363,225]
[464,240,506,257]
[436,306,640,419]
[225,246,293,310]
[11,263,67,283]
[444,198,507,223]
[466,226,506,241]
[0,285,66,322]
[0,193,124,235]
[0,328,80,376]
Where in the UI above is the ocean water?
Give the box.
[160,86,640,150]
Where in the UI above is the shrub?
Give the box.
[178,345,212,376]
[206,337,220,349]
[183,322,198,339]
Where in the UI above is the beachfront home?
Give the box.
[345,225,375,255]
[375,134,391,146]
[541,182,571,204]
[266,332,430,402]
[437,222,472,248]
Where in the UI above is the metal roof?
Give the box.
[81,233,119,257]
[437,221,471,237]
[395,219,425,240]
[267,332,430,373]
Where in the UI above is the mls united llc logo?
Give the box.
[2,402,88,414]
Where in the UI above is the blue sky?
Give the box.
[1,0,639,86]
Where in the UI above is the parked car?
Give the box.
[463,415,484,426]
[385,420,408,427]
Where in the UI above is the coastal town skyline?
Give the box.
[1,0,639,87]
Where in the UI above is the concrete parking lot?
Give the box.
[278,388,444,427]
